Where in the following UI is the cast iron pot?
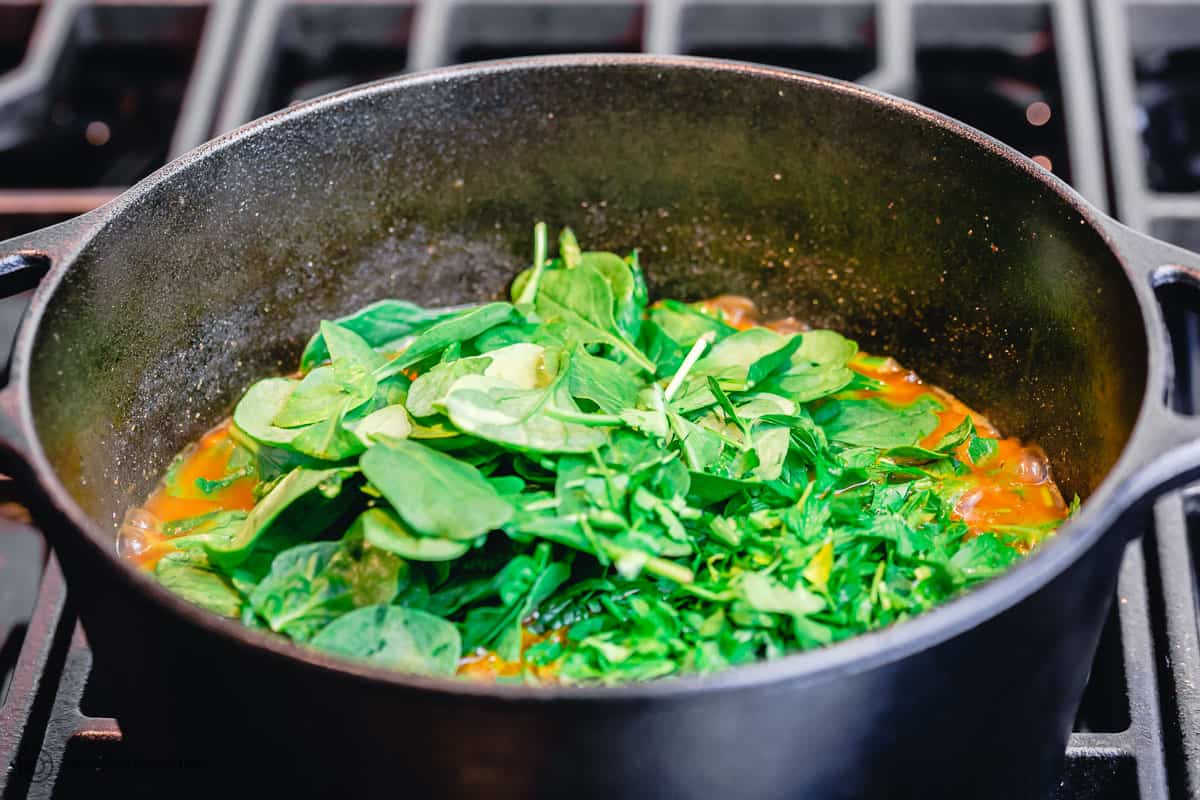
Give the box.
[0,55,1198,799]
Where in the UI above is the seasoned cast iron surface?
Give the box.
[18,60,1143,544]
[26,62,1144,533]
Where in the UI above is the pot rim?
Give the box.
[6,53,1163,700]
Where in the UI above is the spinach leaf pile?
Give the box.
[139,223,1059,684]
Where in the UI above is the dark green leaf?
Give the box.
[445,373,611,453]
[352,507,471,561]
[406,355,491,417]
[568,349,642,413]
[820,396,942,449]
[968,435,999,465]
[535,265,655,373]
[204,467,357,568]
[300,300,458,371]
[746,335,803,385]
[249,537,405,641]
[647,300,735,347]
[933,416,974,451]
[378,302,517,377]
[156,550,245,617]
[309,605,462,676]
[361,438,512,539]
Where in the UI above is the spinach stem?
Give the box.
[516,222,549,305]
[664,331,716,402]
[544,407,623,427]
[599,538,695,584]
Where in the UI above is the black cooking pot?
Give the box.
[1,55,1198,799]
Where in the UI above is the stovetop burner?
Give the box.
[2,2,1199,798]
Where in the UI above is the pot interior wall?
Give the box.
[25,58,1146,533]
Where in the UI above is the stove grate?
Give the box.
[0,2,1191,798]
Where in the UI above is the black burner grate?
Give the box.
[0,1,1194,797]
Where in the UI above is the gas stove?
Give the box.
[0,2,1197,797]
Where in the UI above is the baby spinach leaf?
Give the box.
[474,322,536,352]
[638,319,686,378]
[323,320,386,384]
[156,550,246,618]
[204,467,357,569]
[792,330,858,367]
[248,536,406,641]
[933,416,974,451]
[348,404,412,446]
[351,507,470,562]
[750,422,792,481]
[692,328,790,386]
[361,438,513,539]
[686,472,758,505]
[309,605,462,676]
[886,417,980,462]
[757,365,855,404]
[535,265,655,373]
[163,510,250,555]
[568,349,642,413]
[272,367,357,429]
[749,330,857,403]
[377,302,517,378]
[406,355,492,417]
[286,405,367,461]
[300,300,458,371]
[582,251,642,340]
[480,342,547,389]
[647,300,735,347]
[820,396,942,449]
[746,335,804,386]
[735,393,796,420]
[445,374,611,453]
[234,378,305,447]
[275,322,384,441]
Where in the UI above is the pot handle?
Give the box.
[1103,222,1200,522]
[0,214,100,483]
